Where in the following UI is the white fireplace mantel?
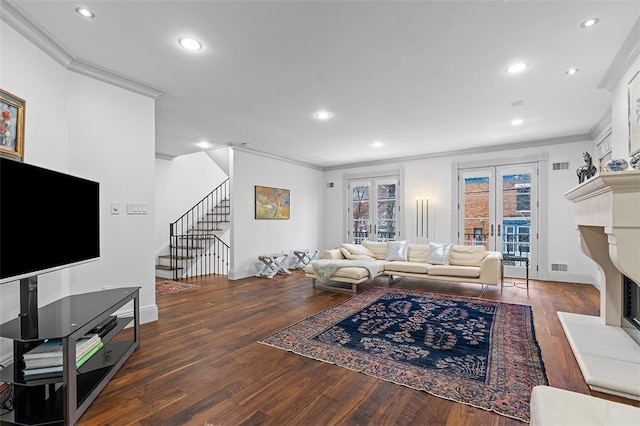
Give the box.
[560,169,640,400]
[564,170,640,324]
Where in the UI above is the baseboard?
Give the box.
[546,271,597,286]
[113,303,158,325]
[140,304,159,324]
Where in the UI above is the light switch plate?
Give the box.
[127,202,148,215]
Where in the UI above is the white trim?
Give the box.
[343,169,405,243]
[139,304,159,324]
[455,152,549,170]
[1,0,163,99]
[325,135,585,172]
[598,17,640,91]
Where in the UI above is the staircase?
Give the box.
[156,179,230,280]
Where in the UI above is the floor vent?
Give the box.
[551,263,568,272]
[552,162,569,170]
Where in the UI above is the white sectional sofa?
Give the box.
[304,241,502,293]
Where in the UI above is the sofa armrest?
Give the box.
[478,251,502,285]
[323,248,345,260]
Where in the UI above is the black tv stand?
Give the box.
[0,280,140,425]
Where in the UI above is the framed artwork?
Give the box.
[0,88,25,161]
[255,185,290,219]
[629,70,640,156]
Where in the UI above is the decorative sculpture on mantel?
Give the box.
[576,151,597,184]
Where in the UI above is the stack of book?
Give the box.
[23,334,103,380]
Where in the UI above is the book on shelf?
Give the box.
[75,341,104,367]
[24,334,101,360]
[23,341,105,380]
[23,337,103,369]
[22,365,63,380]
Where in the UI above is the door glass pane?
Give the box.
[463,175,490,249]
[351,182,370,244]
[377,182,396,241]
[501,172,531,258]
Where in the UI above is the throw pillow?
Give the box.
[340,247,375,260]
[339,243,375,258]
[385,240,408,261]
[425,242,453,265]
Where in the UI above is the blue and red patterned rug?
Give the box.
[259,286,548,422]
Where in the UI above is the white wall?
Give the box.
[323,140,599,285]
[0,23,157,362]
[154,152,228,254]
[229,149,324,279]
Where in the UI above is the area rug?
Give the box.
[155,280,200,295]
[259,286,548,423]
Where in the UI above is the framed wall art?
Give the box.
[0,88,25,161]
[629,70,640,156]
[255,185,290,219]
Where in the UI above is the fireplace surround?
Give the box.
[624,275,640,338]
[562,169,640,400]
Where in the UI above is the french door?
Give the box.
[458,163,538,278]
[348,176,399,244]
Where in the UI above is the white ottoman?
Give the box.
[530,385,640,426]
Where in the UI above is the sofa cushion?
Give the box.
[407,244,429,262]
[385,240,408,261]
[362,241,388,260]
[384,261,429,274]
[339,243,375,259]
[425,242,453,265]
[427,264,481,278]
[339,247,375,260]
[449,244,487,267]
[305,260,386,279]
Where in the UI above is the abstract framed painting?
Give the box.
[0,88,25,161]
[255,186,290,219]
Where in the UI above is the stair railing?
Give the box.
[169,178,230,279]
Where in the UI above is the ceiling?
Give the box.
[4,1,640,169]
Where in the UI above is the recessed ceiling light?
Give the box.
[372,141,383,148]
[196,141,212,149]
[179,37,202,51]
[506,63,527,74]
[565,68,579,75]
[580,18,599,28]
[511,118,524,126]
[75,7,95,18]
[315,111,332,120]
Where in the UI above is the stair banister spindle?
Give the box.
[163,178,230,280]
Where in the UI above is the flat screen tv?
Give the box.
[0,157,100,285]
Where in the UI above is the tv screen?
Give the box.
[0,157,100,284]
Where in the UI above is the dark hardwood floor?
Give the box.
[77,272,639,425]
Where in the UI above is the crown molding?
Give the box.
[1,0,163,99]
[588,106,612,141]
[598,17,640,91]
[323,134,592,172]
[227,143,324,171]
[155,142,324,171]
